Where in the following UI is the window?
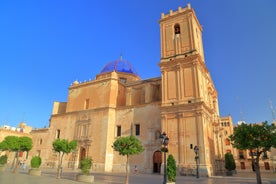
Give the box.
[263,152,268,159]
[240,162,246,169]
[264,162,270,170]
[84,99,90,110]
[40,139,43,145]
[225,138,230,145]
[19,151,23,157]
[152,84,161,102]
[56,129,60,139]
[135,124,140,136]
[82,124,87,137]
[120,77,127,83]
[174,24,180,34]
[239,150,245,159]
[249,150,257,157]
[117,126,121,137]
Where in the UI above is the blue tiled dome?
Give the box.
[100,58,139,76]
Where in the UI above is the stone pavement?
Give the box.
[1,168,276,184]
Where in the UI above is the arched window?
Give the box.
[174,24,180,34]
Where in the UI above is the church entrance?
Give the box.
[153,151,162,173]
[79,147,86,161]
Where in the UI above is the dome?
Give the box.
[100,58,139,76]
[72,80,79,85]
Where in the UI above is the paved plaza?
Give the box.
[0,168,276,184]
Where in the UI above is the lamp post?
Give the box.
[194,145,199,178]
[160,132,169,184]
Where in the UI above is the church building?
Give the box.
[29,4,225,176]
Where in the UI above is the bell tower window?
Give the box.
[56,129,60,139]
[174,24,180,34]
[117,125,121,137]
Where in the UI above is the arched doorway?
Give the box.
[79,147,86,162]
[153,151,162,173]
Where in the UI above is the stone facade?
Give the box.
[28,4,223,176]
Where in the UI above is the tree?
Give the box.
[29,156,42,176]
[112,135,144,184]
[167,154,176,182]
[31,156,41,169]
[0,155,8,166]
[30,156,42,169]
[224,152,236,175]
[0,136,32,173]
[18,136,33,158]
[1,136,19,152]
[229,121,276,184]
[52,139,77,179]
[0,141,9,152]
[80,157,92,175]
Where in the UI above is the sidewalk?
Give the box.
[0,170,80,184]
[1,167,275,184]
[233,170,276,179]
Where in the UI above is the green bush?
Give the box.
[30,156,42,169]
[225,152,236,171]
[0,155,8,166]
[167,154,176,182]
[80,157,92,174]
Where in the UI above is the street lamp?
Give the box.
[194,145,199,178]
[160,132,169,184]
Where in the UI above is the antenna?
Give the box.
[269,98,275,122]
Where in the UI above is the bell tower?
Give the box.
[158,4,219,177]
[159,4,204,63]
[159,4,209,107]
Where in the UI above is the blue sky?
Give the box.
[0,1,276,128]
